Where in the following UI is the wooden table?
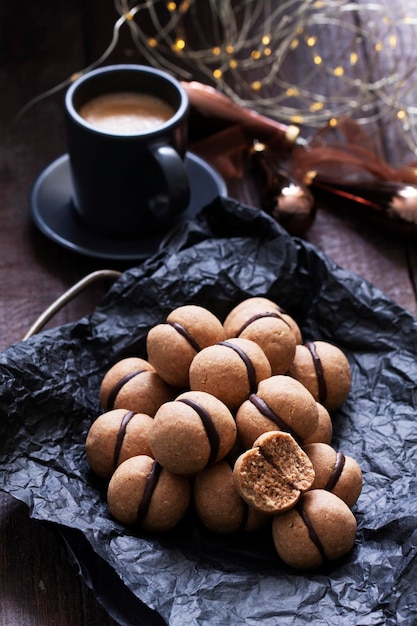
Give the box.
[1,2,417,624]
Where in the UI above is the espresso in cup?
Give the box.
[65,64,190,238]
[79,91,175,135]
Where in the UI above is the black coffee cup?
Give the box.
[65,64,190,238]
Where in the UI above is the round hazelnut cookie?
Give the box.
[146,305,226,387]
[107,455,191,532]
[224,297,302,345]
[86,409,154,479]
[149,390,237,475]
[288,341,351,411]
[303,442,363,508]
[193,461,269,534]
[272,489,357,570]
[233,431,315,515]
[100,357,174,416]
[223,305,296,376]
[302,402,333,445]
[189,338,271,412]
[235,375,319,450]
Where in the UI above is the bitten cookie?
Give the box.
[223,297,302,345]
[288,340,351,410]
[86,409,154,479]
[146,304,226,387]
[303,442,363,508]
[272,489,357,570]
[107,455,191,532]
[193,461,269,534]
[235,375,319,449]
[149,390,237,475]
[189,337,272,412]
[99,357,174,416]
[233,431,315,514]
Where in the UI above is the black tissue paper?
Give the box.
[1,196,417,625]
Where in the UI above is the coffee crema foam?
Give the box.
[79,91,175,134]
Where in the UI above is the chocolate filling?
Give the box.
[235,311,291,337]
[249,394,300,442]
[166,320,201,353]
[178,398,220,464]
[113,410,136,470]
[325,451,346,492]
[218,341,257,394]
[106,369,147,410]
[305,342,327,403]
[136,460,162,525]
[296,502,327,562]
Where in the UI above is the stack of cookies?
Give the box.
[85,298,362,570]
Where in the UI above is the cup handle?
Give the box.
[150,144,191,217]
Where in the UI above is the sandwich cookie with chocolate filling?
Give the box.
[146,304,226,388]
[193,460,269,534]
[107,454,191,532]
[189,337,271,412]
[272,489,357,570]
[223,296,302,345]
[149,390,237,475]
[302,402,333,445]
[303,442,363,508]
[288,340,351,411]
[235,374,319,449]
[99,357,175,416]
[86,408,154,479]
[223,303,296,376]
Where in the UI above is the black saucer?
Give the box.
[30,153,227,261]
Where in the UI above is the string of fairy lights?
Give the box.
[110,0,417,155]
[8,0,417,157]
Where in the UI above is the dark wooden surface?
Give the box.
[1,2,417,625]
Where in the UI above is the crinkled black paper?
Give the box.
[1,197,417,626]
